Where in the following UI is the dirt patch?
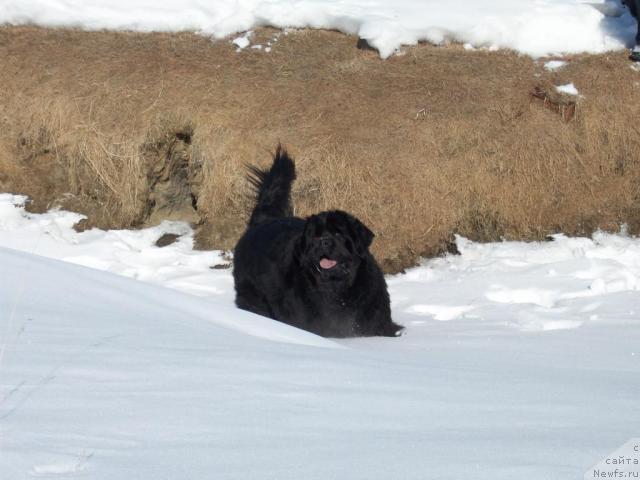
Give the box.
[530,86,577,122]
[141,118,201,226]
[1,26,639,272]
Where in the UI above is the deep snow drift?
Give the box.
[1,193,639,479]
[0,0,638,58]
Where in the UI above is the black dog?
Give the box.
[233,147,403,338]
[624,0,640,60]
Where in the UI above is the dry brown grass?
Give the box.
[1,26,640,272]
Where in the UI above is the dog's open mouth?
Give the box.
[319,258,338,269]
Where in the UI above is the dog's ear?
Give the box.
[347,215,374,254]
[296,214,320,263]
[303,214,321,242]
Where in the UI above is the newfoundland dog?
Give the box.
[233,146,403,338]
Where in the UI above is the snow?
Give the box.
[0,195,229,298]
[392,233,640,332]
[1,193,640,478]
[232,31,252,50]
[1,0,639,58]
[555,82,580,95]
[544,60,568,71]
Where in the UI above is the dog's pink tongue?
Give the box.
[319,258,337,269]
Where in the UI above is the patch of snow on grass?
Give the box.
[555,82,579,95]
[544,60,567,71]
[232,31,252,49]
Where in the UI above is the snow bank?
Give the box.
[392,233,640,333]
[1,194,640,479]
[0,194,229,297]
[1,0,638,58]
[2,193,640,335]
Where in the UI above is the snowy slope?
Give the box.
[2,193,640,333]
[0,0,638,58]
[1,194,640,479]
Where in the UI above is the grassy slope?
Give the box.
[1,26,639,271]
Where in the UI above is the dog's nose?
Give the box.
[321,238,332,248]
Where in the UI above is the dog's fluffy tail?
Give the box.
[246,145,296,227]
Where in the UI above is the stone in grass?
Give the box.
[357,38,376,51]
[155,233,181,248]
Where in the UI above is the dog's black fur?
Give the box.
[624,0,640,60]
[233,146,403,338]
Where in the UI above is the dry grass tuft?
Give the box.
[1,26,640,272]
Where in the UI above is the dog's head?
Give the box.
[297,210,374,288]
